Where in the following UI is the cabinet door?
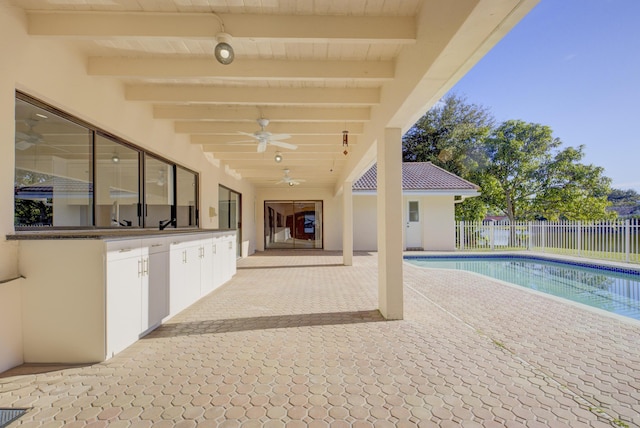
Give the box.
[200,237,215,295]
[145,238,169,331]
[169,238,201,315]
[106,248,143,357]
[211,236,224,291]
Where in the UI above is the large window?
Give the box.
[264,201,323,249]
[177,166,198,228]
[219,185,241,257]
[95,134,140,227]
[15,96,93,227]
[14,92,199,229]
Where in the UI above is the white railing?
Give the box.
[457,219,640,264]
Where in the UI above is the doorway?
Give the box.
[406,200,422,249]
[264,201,323,249]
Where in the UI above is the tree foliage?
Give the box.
[479,120,613,222]
[608,188,640,206]
[402,93,494,178]
[403,96,615,222]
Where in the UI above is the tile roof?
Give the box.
[353,162,480,192]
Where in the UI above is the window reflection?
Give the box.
[95,134,140,227]
[176,166,197,227]
[145,156,174,229]
[14,97,93,227]
[264,201,323,249]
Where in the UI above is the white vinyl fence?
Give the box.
[457,219,640,264]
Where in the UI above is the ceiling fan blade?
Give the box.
[15,140,35,150]
[268,133,291,140]
[256,141,268,153]
[270,140,298,150]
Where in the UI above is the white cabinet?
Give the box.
[144,238,169,331]
[169,233,221,313]
[106,239,143,357]
[18,230,236,364]
[106,236,169,357]
[169,236,202,314]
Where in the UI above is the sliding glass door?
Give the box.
[264,201,323,249]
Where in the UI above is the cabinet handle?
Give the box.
[151,243,164,248]
[182,250,187,264]
[138,259,143,277]
[228,241,233,249]
[143,258,149,276]
[212,244,216,254]
[172,242,181,245]
[119,248,132,253]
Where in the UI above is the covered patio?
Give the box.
[1,252,638,427]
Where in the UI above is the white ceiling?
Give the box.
[10,0,538,191]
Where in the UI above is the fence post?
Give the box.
[541,221,546,253]
[490,220,495,251]
[625,219,630,263]
[527,221,532,251]
[460,220,465,251]
[577,221,582,257]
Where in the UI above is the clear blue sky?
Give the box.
[448,0,640,193]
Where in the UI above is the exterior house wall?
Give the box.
[422,195,456,251]
[353,194,456,251]
[0,7,256,372]
[353,195,378,251]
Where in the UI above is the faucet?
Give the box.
[159,218,176,230]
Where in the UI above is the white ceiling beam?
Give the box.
[193,134,357,145]
[213,152,343,161]
[175,121,364,134]
[125,85,380,105]
[89,57,393,80]
[228,158,343,168]
[27,12,415,43]
[238,168,343,178]
[155,105,371,122]
[200,145,351,154]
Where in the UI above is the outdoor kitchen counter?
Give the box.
[6,228,234,240]
[12,229,237,364]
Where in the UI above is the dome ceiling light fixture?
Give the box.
[214,32,234,65]
[274,151,283,163]
[211,12,234,65]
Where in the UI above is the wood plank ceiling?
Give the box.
[11,0,538,190]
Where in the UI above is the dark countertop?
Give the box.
[7,228,236,241]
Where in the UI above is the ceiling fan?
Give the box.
[276,168,306,186]
[15,118,44,150]
[146,169,166,186]
[230,118,297,153]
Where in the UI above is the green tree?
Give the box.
[402,93,494,178]
[479,120,613,223]
[608,188,640,206]
[403,93,492,221]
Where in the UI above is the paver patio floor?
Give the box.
[1,251,639,427]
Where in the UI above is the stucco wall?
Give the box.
[353,194,456,251]
[0,5,256,372]
[422,195,456,251]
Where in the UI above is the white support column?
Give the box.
[343,180,353,266]
[377,128,404,320]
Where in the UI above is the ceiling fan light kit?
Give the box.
[274,152,283,163]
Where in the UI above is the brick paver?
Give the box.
[0,251,638,427]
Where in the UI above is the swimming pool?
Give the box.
[404,255,640,321]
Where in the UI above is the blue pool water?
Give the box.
[404,255,640,321]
